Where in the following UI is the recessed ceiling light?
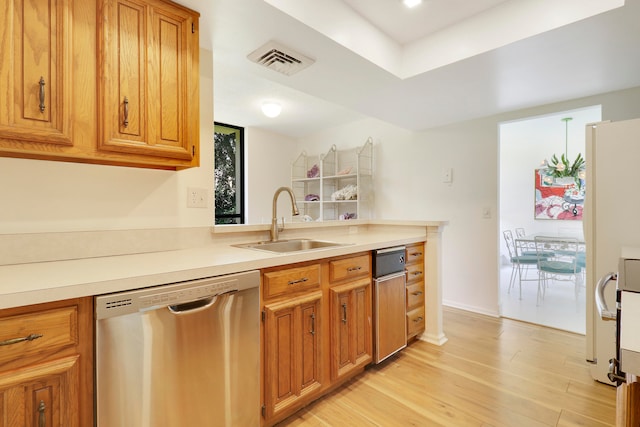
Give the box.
[403,0,422,8]
[261,102,282,118]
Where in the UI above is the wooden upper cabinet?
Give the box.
[0,0,73,146]
[98,0,200,166]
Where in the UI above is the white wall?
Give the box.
[297,86,640,317]
[245,127,298,224]
[0,48,216,234]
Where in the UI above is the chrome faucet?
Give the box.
[271,187,300,241]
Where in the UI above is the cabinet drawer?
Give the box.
[406,282,425,311]
[329,254,370,283]
[405,263,424,284]
[0,306,78,365]
[407,307,425,337]
[405,244,425,265]
[264,264,321,299]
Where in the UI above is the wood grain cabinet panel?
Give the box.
[405,242,426,340]
[263,264,321,299]
[0,298,93,427]
[98,0,200,167]
[263,291,322,422]
[329,254,370,283]
[0,0,73,147]
[329,278,372,382]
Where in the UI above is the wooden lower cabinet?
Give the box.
[329,279,372,381]
[0,297,93,427]
[405,243,426,340]
[261,253,373,426]
[263,291,323,422]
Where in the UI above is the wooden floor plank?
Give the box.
[276,307,616,427]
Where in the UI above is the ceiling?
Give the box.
[176,0,640,138]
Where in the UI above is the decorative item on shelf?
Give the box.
[337,166,352,175]
[339,212,357,220]
[331,184,358,201]
[305,193,319,201]
[307,164,319,178]
[535,117,586,220]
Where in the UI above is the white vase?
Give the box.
[554,176,575,185]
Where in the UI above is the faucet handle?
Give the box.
[278,216,285,232]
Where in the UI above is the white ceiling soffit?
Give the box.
[263,0,625,79]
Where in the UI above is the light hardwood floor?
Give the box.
[277,307,616,426]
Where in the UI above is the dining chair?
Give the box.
[534,236,583,305]
[503,230,538,299]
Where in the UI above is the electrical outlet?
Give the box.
[187,187,208,208]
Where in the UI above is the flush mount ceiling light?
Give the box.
[402,0,422,8]
[261,102,282,118]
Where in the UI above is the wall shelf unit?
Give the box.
[292,138,373,222]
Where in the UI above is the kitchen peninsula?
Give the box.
[0,220,446,426]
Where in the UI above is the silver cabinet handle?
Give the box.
[341,303,347,324]
[414,316,424,323]
[411,271,423,276]
[123,96,129,128]
[288,277,308,285]
[310,313,316,335]
[412,291,423,296]
[347,266,362,272]
[0,333,43,346]
[38,400,46,427]
[39,77,46,113]
[410,251,423,257]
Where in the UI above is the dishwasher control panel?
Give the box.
[138,279,237,309]
[96,270,259,319]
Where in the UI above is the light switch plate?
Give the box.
[187,187,208,208]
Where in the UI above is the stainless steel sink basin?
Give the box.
[234,238,350,253]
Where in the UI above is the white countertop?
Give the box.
[0,222,443,309]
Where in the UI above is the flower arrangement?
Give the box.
[540,153,585,189]
[542,153,585,178]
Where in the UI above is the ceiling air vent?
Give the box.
[247,41,315,76]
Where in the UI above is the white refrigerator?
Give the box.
[584,118,640,384]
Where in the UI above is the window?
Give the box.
[214,123,245,224]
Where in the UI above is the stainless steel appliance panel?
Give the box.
[373,246,407,363]
[374,271,407,363]
[96,271,259,427]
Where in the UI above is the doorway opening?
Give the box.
[498,105,601,334]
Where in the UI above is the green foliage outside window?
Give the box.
[214,123,244,224]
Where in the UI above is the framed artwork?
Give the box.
[534,169,584,220]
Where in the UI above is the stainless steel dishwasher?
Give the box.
[95,270,260,427]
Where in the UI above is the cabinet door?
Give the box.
[98,0,198,163]
[0,0,73,146]
[330,279,372,381]
[263,291,322,421]
[0,356,80,427]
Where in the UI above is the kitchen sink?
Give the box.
[234,238,350,253]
